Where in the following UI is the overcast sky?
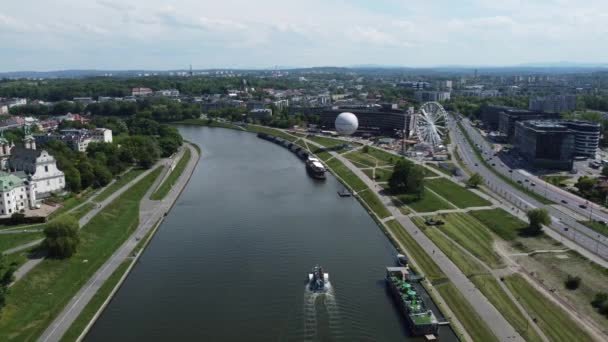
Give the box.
[1,0,607,71]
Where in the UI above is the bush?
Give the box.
[565,275,581,290]
[362,145,369,153]
[592,292,608,308]
[43,216,80,258]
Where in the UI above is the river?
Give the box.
[85,126,458,341]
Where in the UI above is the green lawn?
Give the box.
[425,178,490,208]
[59,260,131,342]
[0,167,162,341]
[435,282,499,342]
[393,188,454,213]
[69,203,96,220]
[48,189,96,219]
[307,135,349,148]
[362,168,393,182]
[504,274,594,342]
[384,220,446,283]
[471,275,544,342]
[470,208,528,241]
[438,213,505,268]
[314,149,333,162]
[413,219,488,276]
[542,175,570,186]
[423,167,439,178]
[325,158,368,192]
[426,163,453,176]
[357,189,391,219]
[366,146,399,164]
[92,168,145,203]
[578,220,608,237]
[0,232,43,253]
[151,148,192,200]
[345,150,389,168]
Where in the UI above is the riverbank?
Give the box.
[35,143,201,341]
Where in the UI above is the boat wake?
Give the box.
[303,282,343,341]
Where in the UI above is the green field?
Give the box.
[0,167,162,341]
[438,213,504,268]
[362,168,393,182]
[59,260,131,342]
[49,189,96,219]
[425,178,490,208]
[504,274,594,342]
[435,282,499,342]
[423,167,439,177]
[93,168,145,203]
[357,189,391,219]
[325,158,368,192]
[384,220,446,283]
[578,220,608,237]
[313,149,333,162]
[0,232,43,253]
[470,208,528,241]
[68,203,96,220]
[307,135,349,148]
[366,146,399,164]
[151,148,192,200]
[393,188,454,213]
[426,162,455,176]
[345,150,388,168]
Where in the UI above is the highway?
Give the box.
[449,115,608,261]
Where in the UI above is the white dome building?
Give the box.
[335,112,359,135]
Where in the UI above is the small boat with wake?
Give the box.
[308,265,329,292]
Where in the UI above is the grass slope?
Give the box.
[393,188,454,213]
[0,167,162,341]
[504,275,594,342]
[151,148,192,200]
[92,168,145,203]
[425,178,490,208]
[0,232,43,253]
[470,208,528,241]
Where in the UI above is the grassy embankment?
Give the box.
[578,220,608,236]
[0,232,44,253]
[92,168,145,203]
[48,188,96,220]
[456,121,553,205]
[413,216,543,342]
[151,148,192,200]
[0,167,162,341]
[174,118,243,130]
[504,274,594,342]
[425,178,491,208]
[306,135,351,148]
[362,168,393,182]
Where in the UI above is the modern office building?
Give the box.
[498,111,561,141]
[562,120,600,158]
[513,120,575,170]
[480,105,519,131]
[529,95,577,113]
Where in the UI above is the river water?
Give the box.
[85,126,457,341]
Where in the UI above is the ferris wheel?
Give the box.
[414,102,447,147]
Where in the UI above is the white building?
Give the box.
[9,138,65,197]
[131,87,153,96]
[156,89,180,97]
[0,172,36,216]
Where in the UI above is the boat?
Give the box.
[306,157,326,180]
[386,267,438,336]
[337,188,352,197]
[397,253,408,266]
[308,265,329,292]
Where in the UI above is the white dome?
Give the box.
[335,112,358,135]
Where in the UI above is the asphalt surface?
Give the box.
[451,116,608,262]
[38,144,199,342]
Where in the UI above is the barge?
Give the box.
[386,266,439,336]
[308,265,329,292]
[306,157,327,180]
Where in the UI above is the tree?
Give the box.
[602,165,608,177]
[591,292,607,308]
[0,254,17,312]
[407,165,425,199]
[565,275,582,290]
[362,145,369,153]
[43,216,80,258]
[466,173,483,188]
[92,163,112,188]
[576,176,595,194]
[389,158,413,192]
[526,208,550,235]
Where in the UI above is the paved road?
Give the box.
[451,116,608,264]
[38,144,199,342]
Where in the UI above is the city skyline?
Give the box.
[2,0,608,72]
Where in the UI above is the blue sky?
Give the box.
[1,0,607,71]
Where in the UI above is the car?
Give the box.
[508,169,513,173]
[579,204,587,209]
[524,179,529,182]
[531,183,536,186]
[517,180,522,184]
[491,163,496,166]
[475,163,478,166]
[561,200,568,204]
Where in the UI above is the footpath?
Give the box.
[38,144,199,342]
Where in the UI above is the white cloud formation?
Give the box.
[1,0,608,70]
